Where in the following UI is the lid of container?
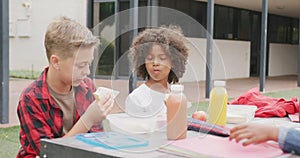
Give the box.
[170,84,184,92]
[214,81,226,87]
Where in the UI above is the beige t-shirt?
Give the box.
[48,86,76,135]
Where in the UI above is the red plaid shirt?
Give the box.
[17,67,103,158]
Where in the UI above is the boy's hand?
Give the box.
[229,123,279,146]
[80,94,114,130]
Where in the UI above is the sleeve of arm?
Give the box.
[278,127,300,155]
[17,96,56,155]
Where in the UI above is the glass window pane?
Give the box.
[214,5,234,39]
[269,15,290,43]
[117,1,147,77]
[158,0,206,38]
[292,19,299,44]
[237,10,251,40]
[93,2,115,76]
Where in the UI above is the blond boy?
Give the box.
[17,16,113,157]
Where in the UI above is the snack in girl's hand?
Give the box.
[93,87,120,101]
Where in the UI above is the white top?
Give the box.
[125,83,169,117]
[170,84,184,92]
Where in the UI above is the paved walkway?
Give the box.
[1,75,299,128]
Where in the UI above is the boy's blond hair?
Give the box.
[44,16,99,61]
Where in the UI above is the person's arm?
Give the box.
[229,123,279,146]
[64,94,113,137]
[279,127,300,155]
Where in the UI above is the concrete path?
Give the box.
[1,75,299,128]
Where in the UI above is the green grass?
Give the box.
[10,70,41,79]
[263,89,300,99]
[0,126,20,158]
[1,88,300,157]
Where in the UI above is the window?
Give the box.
[214,6,234,39]
[214,6,251,41]
[93,0,148,78]
[117,1,147,76]
[236,10,251,40]
[268,15,295,44]
[292,19,299,44]
[159,0,206,38]
[93,2,115,76]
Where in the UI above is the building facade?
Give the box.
[9,0,300,82]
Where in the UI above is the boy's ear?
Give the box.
[50,55,60,70]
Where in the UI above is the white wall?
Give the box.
[214,40,251,79]
[268,43,298,76]
[181,38,251,82]
[9,0,87,72]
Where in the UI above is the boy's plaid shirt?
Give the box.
[17,67,103,158]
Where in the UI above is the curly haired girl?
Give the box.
[125,26,189,117]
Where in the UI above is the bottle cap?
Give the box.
[214,81,226,87]
[170,84,184,92]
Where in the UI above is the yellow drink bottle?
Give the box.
[208,81,228,126]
